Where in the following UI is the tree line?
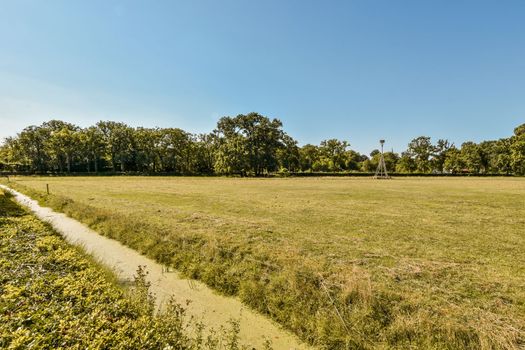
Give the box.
[1,113,524,175]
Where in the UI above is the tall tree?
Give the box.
[276,134,300,172]
[134,127,161,172]
[299,144,319,171]
[80,126,106,173]
[318,139,349,171]
[157,128,194,173]
[491,138,513,174]
[432,139,453,172]
[17,125,51,172]
[443,147,464,173]
[96,121,135,172]
[460,142,482,173]
[395,152,417,173]
[47,126,80,173]
[214,134,249,175]
[215,113,284,175]
[406,136,434,172]
[511,123,525,175]
[193,133,217,174]
[344,150,363,171]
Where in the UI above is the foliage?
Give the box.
[511,125,525,175]
[1,118,524,175]
[214,113,286,176]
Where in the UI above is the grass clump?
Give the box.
[0,190,258,350]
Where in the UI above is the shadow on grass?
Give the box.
[0,190,26,217]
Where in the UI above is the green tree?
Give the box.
[432,139,453,172]
[0,137,21,171]
[406,136,433,172]
[277,134,300,172]
[299,144,319,171]
[214,134,249,175]
[134,127,161,172]
[193,133,217,174]
[460,142,482,173]
[80,126,106,173]
[96,121,135,172]
[511,123,525,175]
[318,139,349,171]
[344,150,363,171]
[443,147,464,173]
[17,125,51,172]
[395,152,417,173]
[491,138,513,174]
[47,125,80,173]
[157,128,194,173]
[215,113,284,175]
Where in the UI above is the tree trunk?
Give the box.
[111,152,116,171]
[94,154,99,173]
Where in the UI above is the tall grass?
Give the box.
[0,190,257,349]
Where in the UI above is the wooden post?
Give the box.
[46,184,50,195]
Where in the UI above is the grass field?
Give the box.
[4,176,525,349]
[0,189,249,349]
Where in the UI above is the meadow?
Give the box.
[4,176,525,349]
[0,189,251,349]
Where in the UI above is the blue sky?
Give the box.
[1,0,524,154]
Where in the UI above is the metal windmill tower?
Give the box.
[374,139,391,179]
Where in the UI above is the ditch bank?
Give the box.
[0,184,310,350]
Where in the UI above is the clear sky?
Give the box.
[1,0,524,154]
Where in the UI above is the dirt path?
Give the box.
[1,185,311,350]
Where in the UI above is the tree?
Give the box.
[490,138,513,174]
[395,152,417,173]
[443,147,464,173]
[215,113,284,175]
[193,133,217,174]
[277,134,300,172]
[47,126,80,173]
[17,125,51,172]
[134,128,161,172]
[344,150,363,171]
[299,144,319,171]
[214,134,249,175]
[96,121,135,172]
[460,142,482,173]
[0,137,22,171]
[406,136,433,172]
[432,139,453,172]
[157,128,194,173]
[80,126,106,173]
[318,139,349,171]
[511,123,525,175]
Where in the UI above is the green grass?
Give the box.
[4,176,525,349]
[0,189,256,350]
